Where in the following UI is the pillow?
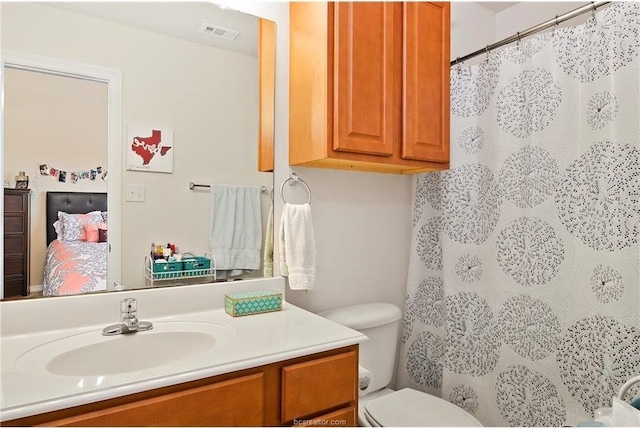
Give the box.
[84,224,99,243]
[98,225,108,243]
[58,211,104,242]
[53,220,63,240]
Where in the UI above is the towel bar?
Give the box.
[189,182,267,193]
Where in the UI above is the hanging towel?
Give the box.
[263,205,274,277]
[280,202,316,290]
[210,185,262,275]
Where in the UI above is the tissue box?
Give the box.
[225,290,282,317]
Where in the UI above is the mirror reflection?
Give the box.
[2,2,275,301]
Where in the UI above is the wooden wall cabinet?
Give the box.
[258,18,276,173]
[4,345,358,427]
[290,2,450,174]
[3,188,31,298]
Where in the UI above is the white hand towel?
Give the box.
[263,205,274,277]
[279,203,316,290]
[210,185,262,272]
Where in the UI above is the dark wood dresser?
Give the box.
[4,188,31,297]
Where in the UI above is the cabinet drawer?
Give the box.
[47,373,264,427]
[4,215,25,234]
[3,276,26,298]
[4,235,25,256]
[281,351,357,423]
[294,406,356,427]
[4,257,25,276]
[4,193,26,212]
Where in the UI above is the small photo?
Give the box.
[97,166,103,174]
[39,164,50,176]
[90,170,97,180]
[101,171,108,181]
[80,171,90,180]
[58,171,67,183]
[71,172,79,184]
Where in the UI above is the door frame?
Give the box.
[1,49,122,296]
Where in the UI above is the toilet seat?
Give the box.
[364,388,483,427]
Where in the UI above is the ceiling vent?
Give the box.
[198,23,240,40]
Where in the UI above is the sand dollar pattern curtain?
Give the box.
[398,3,640,426]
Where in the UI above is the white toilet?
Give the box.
[318,303,482,427]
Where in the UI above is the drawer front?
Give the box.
[4,214,25,234]
[49,373,264,427]
[3,276,26,298]
[4,257,25,276]
[294,406,356,427]
[4,192,26,213]
[4,235,25,256]
[281,351,357,423]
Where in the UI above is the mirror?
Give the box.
[1,2,275,300]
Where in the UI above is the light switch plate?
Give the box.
[126,184,145,202]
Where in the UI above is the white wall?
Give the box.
[451,2,496,64]
[496,2,595,40]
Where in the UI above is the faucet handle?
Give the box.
[121,298,137,316]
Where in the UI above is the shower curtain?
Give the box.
[398,3,640,426]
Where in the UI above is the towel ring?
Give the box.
[280,173,311,204]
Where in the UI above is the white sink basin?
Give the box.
[16,321,235,377]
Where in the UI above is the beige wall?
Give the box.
[4,68,108,286]
[2,2,269,287]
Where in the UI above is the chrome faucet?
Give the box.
[102,298,153,336]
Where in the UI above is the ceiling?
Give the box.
[476,2,520,13]
[43,2,259,57]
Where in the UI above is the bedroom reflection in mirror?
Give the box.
[1,2,276,301]
[3,69,108,300]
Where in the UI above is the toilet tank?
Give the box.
[318,303,402,393]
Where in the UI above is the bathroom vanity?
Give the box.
[0,279,365,426]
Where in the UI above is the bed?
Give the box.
[43,192,108,296]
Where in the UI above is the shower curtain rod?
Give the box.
[451,1,610,66]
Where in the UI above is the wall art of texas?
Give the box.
[126,127,174,173]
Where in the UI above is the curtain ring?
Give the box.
[516,31,521,49]
[555,15,559,27]
[591,2,597,20]
[485,45,490,61]
[456,57,462,72]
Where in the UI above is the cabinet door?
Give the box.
[403,2,450,162]
[281,351,357,424]
[46,373,264,427]
[333,2,401,157]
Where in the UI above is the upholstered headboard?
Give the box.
[46,192,107,245]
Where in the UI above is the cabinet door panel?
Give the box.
[4,235,25,256]
[4,215,25,234]
[47,373,264,427]
[403,2,450,162]
[4,192,26,212]
[333,2,400,156]
[281,351,357,423]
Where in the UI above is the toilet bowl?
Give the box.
[318,303,483,427]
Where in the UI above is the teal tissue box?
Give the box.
[225,290,283,317]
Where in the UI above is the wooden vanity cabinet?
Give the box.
[289,2,450,174]
[3,345,358,427]
[3,188,31,298]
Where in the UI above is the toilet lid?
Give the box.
[364,388,483,427]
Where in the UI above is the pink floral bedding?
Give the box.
[43,240,108,296]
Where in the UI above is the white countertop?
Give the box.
[0,279,366,422]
